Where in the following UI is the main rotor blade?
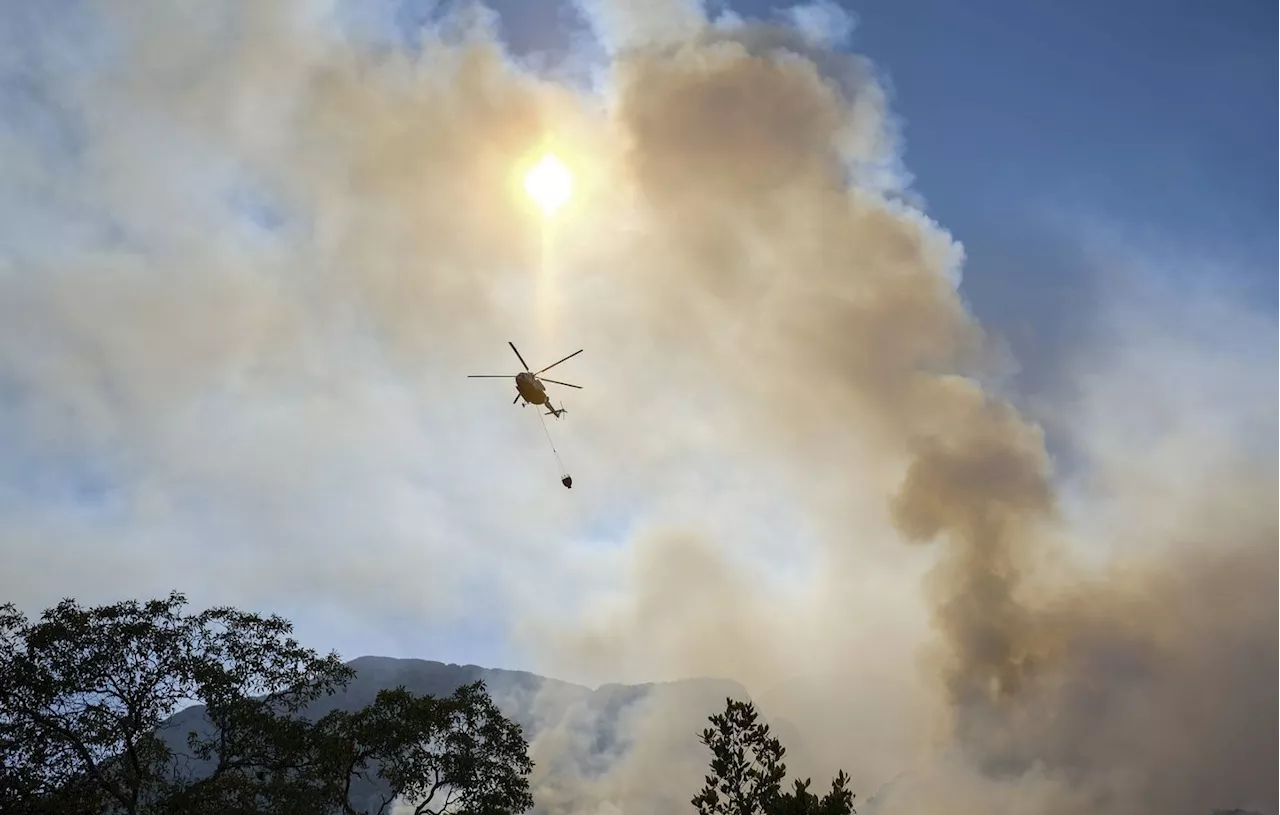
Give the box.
[540,377,582,389]
[535,348,583,375]
[509,342,531,372]
[467,375,514,378]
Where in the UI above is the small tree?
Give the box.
[313,681,534,815]
[692,698,854,815]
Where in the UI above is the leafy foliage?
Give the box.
[0,592,534,815]
[692,698,854,815]
[312,681,534,815]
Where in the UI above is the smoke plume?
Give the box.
[0,1,1273,813]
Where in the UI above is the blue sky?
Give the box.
[834,0,1276,387]
[0,0,1274,680]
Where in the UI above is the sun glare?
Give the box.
[523,153,573,217]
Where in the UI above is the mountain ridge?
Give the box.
[107,656,1267,814]
[158,655,759,814]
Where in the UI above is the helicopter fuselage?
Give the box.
[514,371,548,405]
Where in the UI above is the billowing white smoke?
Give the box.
[0,1,1273,814]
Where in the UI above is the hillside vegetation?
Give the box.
[0,593,853,814]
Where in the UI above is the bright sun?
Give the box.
[523,153,573,217]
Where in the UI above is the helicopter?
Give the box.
[467,342,583,419]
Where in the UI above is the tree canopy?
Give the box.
[311,681,533,815]
[0,591,534,815]
[3,591,862,814]
[692,698,855,815]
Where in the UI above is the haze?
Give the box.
[1,1,1274,813]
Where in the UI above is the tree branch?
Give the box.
[16,702,133,814]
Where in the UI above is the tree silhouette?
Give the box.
[692,698,854,815]
[0,592,533,815]
[311,681,533,815]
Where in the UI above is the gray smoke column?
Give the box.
[604,1,1063,733]
[537,4,1277,814]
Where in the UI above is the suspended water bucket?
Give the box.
[561,474,573,489]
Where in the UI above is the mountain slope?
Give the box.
[157,656,753,814]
